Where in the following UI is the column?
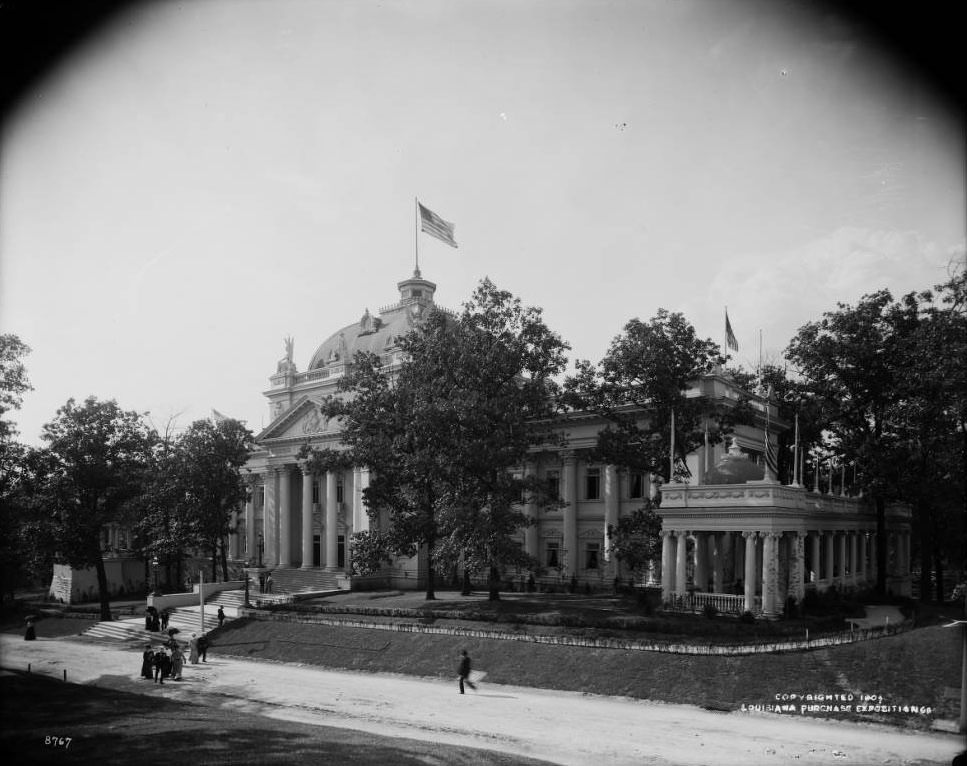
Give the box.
[301,467,314,568]
[849,529,860,587]
[837,532,847,586]
[857,531,867,585]
[661,530,676,602]
[524,463,539,563]
[354,467,371,533]
[325,470,339,570]
[824,532,835,584]
[761,532,780,618]
[809,531,820,585]
[264,469,278,567]
[244,484,255,564]
[721,532,734,587]
[603,465,618,565]
[694,533,708,591]
[789,531,805,602]
[675,530,688,597]
[562,454,578,578]
[743,531,757,613]
[869,534,878,583]
[278,466,292,568]
[712,533,724,593]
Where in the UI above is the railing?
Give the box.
[664,592,758,616]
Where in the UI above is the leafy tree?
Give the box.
[785,290,921,596]
[606,500,663,579]
[316,279,569,600]
[175,418,254,583]
[887,272,967,601]
[564,310,751,481]
[37,397,155,620]
[0,335,33,600]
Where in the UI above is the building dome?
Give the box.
[705,437,765,484]
[306,269,443,370]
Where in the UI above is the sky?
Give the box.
[1,0,964,445]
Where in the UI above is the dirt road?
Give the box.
[1,633,960,765]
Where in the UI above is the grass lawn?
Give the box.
[0,671,555,766]
[210,590,962,731]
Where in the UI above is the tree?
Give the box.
[174,418,254,583]
[316,279,569,600]
[37,397,155,620]
[786,290,920,596]
[0,335,34,600]
[606,500,663,581]
[564,310,750,481]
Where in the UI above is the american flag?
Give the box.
[725,311,739,351]
[418,203,458,248]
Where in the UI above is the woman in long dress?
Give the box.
[189,633,199,664]
[140,644,154,679]
[170,643,184,680]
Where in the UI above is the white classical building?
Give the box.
[234,270,912,612]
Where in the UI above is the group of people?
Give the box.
[144,606,170,632]
[140,631,209,684]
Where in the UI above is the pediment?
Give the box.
[256,396,337,442]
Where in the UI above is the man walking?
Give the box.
[458,650,476,694]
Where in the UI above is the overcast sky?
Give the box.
[1,0,964,445]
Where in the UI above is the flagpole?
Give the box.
[414,197,420,274]
[792,412,800,486]
[724,306,728,363]
[669,409,675,483]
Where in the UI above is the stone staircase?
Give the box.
[83,605,222,643]
[260,568,344,596]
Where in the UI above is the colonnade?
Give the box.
[659,527,912,616]
[238,464,371,571]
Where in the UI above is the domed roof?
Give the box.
[705,438,765,484]
[307,269,443,371]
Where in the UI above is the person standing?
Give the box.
[265,573,273,593]
[140,644,154,679]
[198,633,209,662]
[217,606,225,627]
[189,633,200,664]
[153,647,168,684]
[458,650,476,694]
[170,642,185,680]
[24,617,36,641]
[160,609,170,631]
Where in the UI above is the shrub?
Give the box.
[702,603,717,619]
[739,610,756,624]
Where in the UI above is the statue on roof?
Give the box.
[277,336,297,375]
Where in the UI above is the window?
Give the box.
[545,470,560,502]
[312,481,320,504]
[585,542,600,570]
[629,472,644,499]
[336,478,344,504]
[585,468,601,500]
[546,541,560,569]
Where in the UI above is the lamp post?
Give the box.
[151,555,159,595]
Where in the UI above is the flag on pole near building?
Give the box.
[725,310,739,352]
[418,202,458,248]
[763,385,778,479]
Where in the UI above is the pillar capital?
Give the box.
[742,530,758,541]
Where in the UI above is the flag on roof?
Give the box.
[418,202,458,248]
[725,311,739,352]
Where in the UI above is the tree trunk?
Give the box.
[94,555,112,622]
[424,540,436,600]
[488,565,501,601]
[461,567,471,596]
[219,538,229,582]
